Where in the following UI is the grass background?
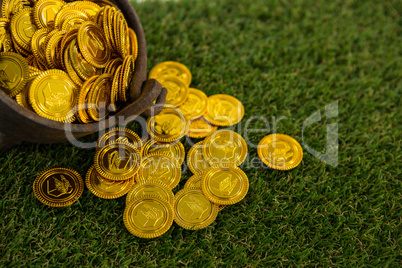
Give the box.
[0,0,401,266]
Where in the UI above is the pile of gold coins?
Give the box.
[0,0,138,122]
[33,61,304,239]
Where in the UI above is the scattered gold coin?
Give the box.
[178,88,208,120]
[173,188,219,230]
[149,61,192,87]
[201,167,249,205]
[97,127,143,151]
[257,134,303,170]
[202,129,248,167]
[139,153,181,189]
[187,141,212,174]
[124,195,174,239]
[204,94,245,126]
[33,167,84,207]
[142,139,185,165]
[187,116,218,138]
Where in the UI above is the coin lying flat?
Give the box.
[158,76,189,107]
[184,173,204,189]
[29,69,77,122]
[97,127,142,150]
[94,142,142,181]
[142,139,185,165]
[178,88,208,120]
[187,141,212,174]
[149,61,192,87]
[11,8,37,53]
[85,165,135,199]
[124,195,174,239]
[33,0,65,29]
[33,167,84,207]
[126,180,174,205]
[139,153,181,189]
[202,130,248,167]
[257,134,303,170]
[147,106,188,143]
[173,188,219,230]
[204,94,244,126]
[0,52,28,97]
[201,167,249,205]
[187,116,218,139]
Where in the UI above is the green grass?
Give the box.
[1,0,401,266]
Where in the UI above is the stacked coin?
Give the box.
[0,0,138,122]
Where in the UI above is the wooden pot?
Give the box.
[0,0,167,151]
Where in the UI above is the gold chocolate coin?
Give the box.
[201,167,249,205]
[173,188,219,230]
[78,21,110,68]
[184,173,204,189]
[139,153,181,189]
[187,141,212,174]
[10,8,37,53]
[158,76,189,107]
[142,139,185,165]
[33,167,84,207]
[204,94,245,126]
[127,27,138,60]
[257,134,303,170]
[1,0,30,20]
[149,61,192,87]
[29,69,77,122]
[147,106,188,143]
[0,52,28,97]
[203,130,248,167]
[94,142,142,181]
[187,116,218,138]
[178,88,208,120]
[126,180,174,205]
[85,165,135,199]
[97,127,142,150]
[123,195,174,239]
[87,73,113,121]
[33,0,65,29]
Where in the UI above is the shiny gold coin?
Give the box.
[118,55,133,102]
[126,180,174,205]
[45,30,65,69]
[88,73,113,121]
[0,52,28,97]
[33,167,84,207]
[10,8,37,52]
[104,57,123,75]
[85,165,135,199]
[77,75,97,123]
[201,167,249,205]
[1,0,31,20]
[139,153,181,189]
[33,0,65,29]
[202,130,248,167]
[117,12,128,58]
[69,39,100,80]
[78,21,110,68]
[184,173,204,189]
[204,94,245,126]
[94,141,142,181]
[173,188,219,230]
[127,27,138,60]
[178,88,208,120]
[147,105,188,143]
[257,134,303,170]
[101,6,113,51]
[54,6,89,29]
[187,141,212,174]
[29,69,77,122]
[142,139,185,165]
[64,47,84,86]
[149,61,192,87]
[109,64,121,111]
[123,194,174,239]
[187,116,218,138]
[158,76,189,107]
[31,28,49,64]
[97,127,142,151]
[0,18,14,52]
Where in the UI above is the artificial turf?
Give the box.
[0,0,401,266]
